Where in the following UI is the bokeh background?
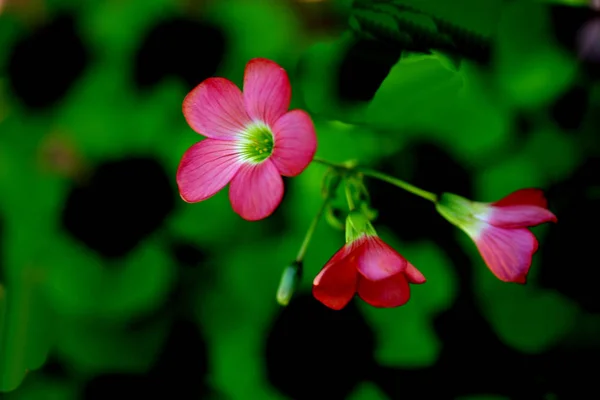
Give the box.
[1,0,599,398]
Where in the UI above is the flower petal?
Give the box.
[493,188,548,208]
[487,205,557,228]
[183,77,251,140]
[176,139,243,203]
[355,237,407,281]
[405,262,426,284]
[474,226,538,284]
[357,273,411,308]
[228,160,284,221]
[243,58,291,126]
[313,256,358,311]
[270,110,317,177]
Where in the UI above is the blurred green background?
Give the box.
[1,0,599,399]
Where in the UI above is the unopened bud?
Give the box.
[276,261,302,306]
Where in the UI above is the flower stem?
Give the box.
[357,168,437,202]
[312,156,347,170]
[312,156,437,202]
[295,179,340,263]
[344,180,356,211]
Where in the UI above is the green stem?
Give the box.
[344,181,356,211]
[295,181,339,263]
[357,168,437,202]
[311,156,437,202]
[312,156,347,170]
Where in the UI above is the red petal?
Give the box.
[487,205,557,228]
[405,262,426,284]
[357,273,411,308]
[493,188,548,208]
[313,250,358,311]
[355,236,407,281]
[475,226,538,284]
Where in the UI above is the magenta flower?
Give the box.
[436,189,557,283]
[313,235,426,310]
[313,213,426,310]
[177,58,317,221]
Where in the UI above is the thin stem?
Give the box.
[312,156,437,202]
[312,156,347,170]
[358,167,437,202]
[344,181,356,211]
[295,183,339,263]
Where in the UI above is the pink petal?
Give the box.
[493,188,548,208]
[487,205,557,228]
[228,160,284,221]
[405,262,426,284]
[176,139,243,203]
[357,273,411,308]
[183,77,252,140]
[243,58,291,126]
[270,110,317,177]
[355,236,407,281]
[313,255,358,311]
[474,227,538,284]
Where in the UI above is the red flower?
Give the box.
[313,234,426,310]
[436,188,557,283]
[177,58,317,221]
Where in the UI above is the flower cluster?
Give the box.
[177,58,557,310]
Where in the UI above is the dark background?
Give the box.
[1,0,599,399]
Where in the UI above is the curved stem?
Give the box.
[311,156,437,202]
[312,156,347,170]
[295,179,340,263]
[357,168,437,202]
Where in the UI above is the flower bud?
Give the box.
[276,261,302,306]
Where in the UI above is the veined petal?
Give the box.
[183,77,251,140]
[486,205,557,228]
[356,236,407,281]
[474,226,538,284]
[405,263,426,284]
[243,58,291,126]
[357,273,411,308]
[493,188,549,208]
[228,160,284,221]
[313,257,358,311]
[270,110,317,177]
[176,139,243,203]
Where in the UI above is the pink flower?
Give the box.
[177,58,317,221]
[435,189,558,284]
[313,234,426,311]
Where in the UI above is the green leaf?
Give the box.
[0,268,51,393]
[43,235,174,321]
[494,1,577,109]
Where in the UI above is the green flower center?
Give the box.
[239,123,274,163]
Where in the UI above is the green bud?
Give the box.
[276,261,302,306]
